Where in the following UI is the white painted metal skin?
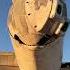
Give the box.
[7,0,68,70]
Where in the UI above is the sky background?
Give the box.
[0,0,70,63]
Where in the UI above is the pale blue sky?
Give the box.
[0,0,70,62]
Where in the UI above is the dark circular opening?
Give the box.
[28,13,31,15]
[34,25,37,28]
[26,2,29,3]
[57,4,62,15]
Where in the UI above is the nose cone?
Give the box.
[8,0,52,46]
